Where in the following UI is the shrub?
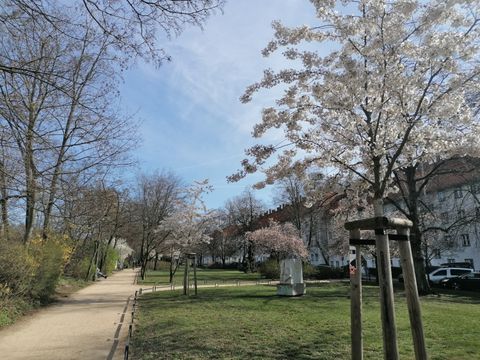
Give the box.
[69,257,92,280]
[28,235,72,304]
[154,260,171,271]
[315,266,346,280]
[207,262,241,270]
[104,246,120,274]
[258,259,280,279]
[0,241,35,298]
[0,296,32,328]
[303,263,318,279]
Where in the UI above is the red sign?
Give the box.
[349,265,357,276]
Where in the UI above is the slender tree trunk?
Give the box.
[153,252,159,270]
[24,129,36,243]
[86,239,99,281]
[246,240,255,272]
[0,160,9,240]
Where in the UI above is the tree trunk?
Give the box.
[153,252,159,270]
[246,240,255,273]
[24,163,36,242]
[42,100,78,239]
[85,240,99,281]
[405,166,431,295]
[0,159,9,240]
[169,256,179,284]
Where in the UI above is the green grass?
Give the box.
[131,283,480,360]
[139,268,264,286]
[54,276,90,299]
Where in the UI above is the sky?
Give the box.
[120,0,320,210]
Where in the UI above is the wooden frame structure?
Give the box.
[345,217,427,360]
[183,253,198,296]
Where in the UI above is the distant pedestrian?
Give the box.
[96,267,107,279]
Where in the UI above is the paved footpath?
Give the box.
[0,269,140,360]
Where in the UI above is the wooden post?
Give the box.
[375,228,399,360]
[183,258,188,295]
[186,258,190,296]
[193,254,198,296]
[350,229,363,360]
[398,228,428,360]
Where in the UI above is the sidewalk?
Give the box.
[0,269,139,360]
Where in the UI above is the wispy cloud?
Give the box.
[121,0,319,208]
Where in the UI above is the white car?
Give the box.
[428,267,474,284]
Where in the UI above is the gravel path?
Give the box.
[0,269,139,360]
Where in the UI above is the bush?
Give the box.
[0,233,72,305]
[315,265,346,280]
[0,296,32,328]
[28,235,72,303]
[104,246,120,274]
[207,262,241,270]
[258,260,280,279]
[303,263,318,279]
[0,241,35,298]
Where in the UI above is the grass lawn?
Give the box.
[131,283,480,360]
[139,268,264,287]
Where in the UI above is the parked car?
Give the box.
[440,272,480,291]
[428,267,474,284]
[397,266,440,283]
[440,262,474,269]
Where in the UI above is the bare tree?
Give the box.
[126,172,181,280]
[1,0,224,79]
[224,189,265,272]
[0,10,137,242]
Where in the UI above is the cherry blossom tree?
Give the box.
[231,0,480,293]
[246,221,309,260]
[126,172,181,280]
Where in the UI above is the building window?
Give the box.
[314,253,319,262]
[330,260,334,267]
[461,234,471,247]
[454,189,463,199]
[311,254,315,262]
[465,259,474,268]
[438,191,446,202]
[335,260,340,268]
[433,249,441,259]
[447,258,455,264]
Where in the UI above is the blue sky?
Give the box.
[120,0,319,210]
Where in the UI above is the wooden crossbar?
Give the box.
[345,216,413,230]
